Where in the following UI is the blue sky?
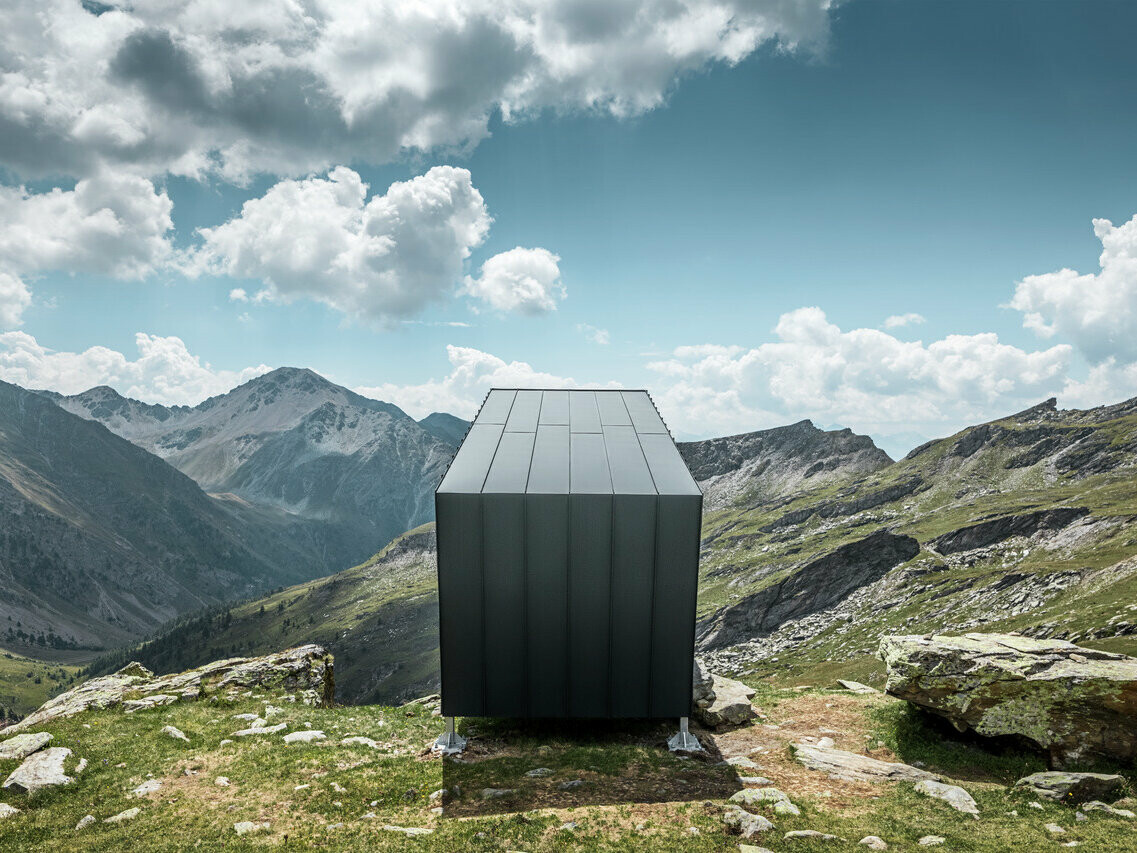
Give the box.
[2,0,1137,457]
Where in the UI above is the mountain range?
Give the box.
[0,370,465,662]
[91,397,1137,710]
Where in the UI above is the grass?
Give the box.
[4,683,1135,851]
[0,649,80,720]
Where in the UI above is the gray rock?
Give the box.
[1082,801,1136,818]
[785,829,844,842]
[859,837,888,849]
[558,779,584,790]
[918,836,945,846]
[123,694,178,713]
[234,821,270,835]
[526,767,554,777]
[341,736,381,749]
[730,788,795,812]
[914,779,980,817]
[2,746,75,794]
[738,846,776,853]
[381,825,433,836]
[75,814,96,829]
[816,736,836,749]
[738,776,775,785]
[105,807,141,824]
[0,732,52,761]
[0,803,20,820]
[1045,823,1065,834]
[234,722,287,737]
[792,742,939,783]
[879,633,1137,767]
[162,725,189,743]
[722,805,775,838]
[480,788,514,799]
[726,755,761,770]
[693,661,758,728]
[282,730,325,744]
[131,779,163,797]
[1014,772,1126,804]
[216,776,231,787]
[839,680,880,694]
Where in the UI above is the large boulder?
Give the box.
[1014,771,1126,804]
[879,633,1137,768]
[7,645,334,734]
[692,659,758,728]
[2,747,75,794]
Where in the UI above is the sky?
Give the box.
[1,0,1137,458]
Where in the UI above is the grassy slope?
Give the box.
[0,650,81,721]
[696,405,1137,685]
[87,524,440,707]
[0,679,1134,851]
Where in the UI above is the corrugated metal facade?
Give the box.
[435,389,702,719]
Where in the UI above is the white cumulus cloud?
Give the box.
[0,170,173,327]
[462,247,564,314]
[647,306,1073,442]
[0,330,268,405]
[190,166,491,324]
[1010,215,1137,363]
[0,0,835,182]
[577,323,610,345]
[884,312,925,329]
[357,344,616,419]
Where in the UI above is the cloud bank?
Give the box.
[1,0,835,182]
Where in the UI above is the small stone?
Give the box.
[234,722,286,737]
[838,680,879,694]
[1076,811,1087,821]
[1029,801,1045,810]
[1045,823,1065,834]
[723,805,775,838]
[341,736,381,749]
[481,787,514,799]
[234,821,270,835]
[331,781,347,793]
[785,829,843,842]
[161,725,190,743]
[914,779,980,818]
[233,713,260,721]
[773,800,801,816]
[0,732,52,761]
[216,776,231,787]
[294,784,310,791]
[738,846,776,853]
[558,779,584,790]
[75,758,88,774]
[1082,801,1136,818]
[131,779,162,797]
[859,837,888,850]
[1015,772,1126,804]
[219,739,233,746]
[560,821,579,831]
[739,776,776,785]
[75,814,95,830]
[726,756,761,770]
[430,806,443,816]
[525,767,554,777]
[0,803,20,820]
[283,730,325,744]
[105,807,141,824]
[918,836,945,847]
[381,825,433,836]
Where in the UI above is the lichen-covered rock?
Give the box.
[0,732,52,761]
[879,633,1137,767]
[0,803,20,820]
[6,645,334,734]
[2,747,75,794]
[792,742,939,783]
[722,805,775,838]
[1014,771,1126,804]
[692,658,758,728]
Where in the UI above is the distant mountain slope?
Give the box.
[88,525,441,707]
[678,419,893,509]
[100,395,1137,705]
[46,368,465,571]
[0,381,337,653]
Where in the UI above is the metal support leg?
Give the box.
[667,716,704,752]
[432,716,467,755]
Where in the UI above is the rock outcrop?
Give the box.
[791,742,939,783]
[1014,771,1127,804]
[700,530,920,648]
[7,645,334,734]
[879,633,1137,767]
[692,659,758,728]
[2,747,75,794]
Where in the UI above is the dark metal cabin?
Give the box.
[434,389,702,720]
